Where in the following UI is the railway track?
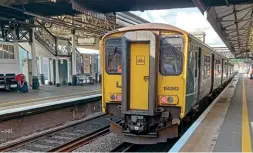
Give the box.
[0,114,120,152]
[111,141,176,152]
[110,142,135,152]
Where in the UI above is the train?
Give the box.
[99,23,235,144]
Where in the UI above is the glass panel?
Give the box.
[216,60,221,74]
[105,38,122,74]
[3,45,9,59]
[0,44,15,59]
[0,44,3,59]
[9,45,14,59]
[204,56,210,78]
[160,37,183,75]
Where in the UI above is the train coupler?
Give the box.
[109,119,178,144]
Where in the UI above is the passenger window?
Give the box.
[160,36,183,75]
[224,62,227,76]
[204,55,210,78]
[216,60,221,74]
[195,52,198,77]
[105,38,122,74]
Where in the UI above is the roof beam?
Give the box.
[217,5,253,21]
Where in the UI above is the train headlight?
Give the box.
[161,96,167,104]
[109,93,122,102]
[110,94,116,100]
[160,95,178,105]
[116,94,122,101]
[167,96,174,103]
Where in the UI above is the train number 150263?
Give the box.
[163,86,179,91]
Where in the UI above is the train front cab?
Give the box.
[101,27,188,144]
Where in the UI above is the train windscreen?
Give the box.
[160,36,183,75]
[105,38,122,74]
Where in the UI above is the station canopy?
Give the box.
[194,1,253,59]
[2,0,253,60]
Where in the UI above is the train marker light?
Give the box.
[110,94,116,100]
[116,94,122,101]
[161,96,167,103]
[168,96,174,103]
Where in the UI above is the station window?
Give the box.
[0,44,14,59]
[204,55,211,78]
[105,38,122,74]
[160,36,183,75]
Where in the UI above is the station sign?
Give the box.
[77,37,96,46]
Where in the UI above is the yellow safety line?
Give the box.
[0,90,101,107]
[242,76,252,152]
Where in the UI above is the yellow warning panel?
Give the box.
[129,43,149,110]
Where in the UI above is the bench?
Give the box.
[77,75,95,85]
[0,74,18,91]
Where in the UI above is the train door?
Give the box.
[58,59,68,85]
[129,43,149,110]
[193,50,198,105]
[221,59,224,84]
[197,47,202,101]
[210,54,215,93]
[121,31,156,114]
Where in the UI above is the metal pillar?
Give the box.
[98,55,101,83]
[48,58,52,85]
[14,41,20,74]
[39,57,45,85]
[71,30,77,86]
[67,58,72,85]
[50,59,54,85]
[55,59,60,87]
[31,29,39,89]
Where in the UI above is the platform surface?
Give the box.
[0,84,101,111]
[214,74,253,152]
[175,74,253,152]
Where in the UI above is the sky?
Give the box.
[131,8,225,47]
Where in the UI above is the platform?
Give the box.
[0,84,101,111]
[169,73,253,152]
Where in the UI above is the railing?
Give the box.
[34,28,56,55]
[33,20,83,74]
[34,20,72,57]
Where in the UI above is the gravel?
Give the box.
[74,133,122,152]
[0,112,105,148]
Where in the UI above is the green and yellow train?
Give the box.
[100,23,235,144]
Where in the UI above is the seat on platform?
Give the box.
[77,74,95,85]
[5,73,16,84]
[5,74,17,91]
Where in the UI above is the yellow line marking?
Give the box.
[242,76,252,152]
[0,90,101,107]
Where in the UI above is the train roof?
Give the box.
[103,23,188,38]
[188,34,229,60]
[103,23,230,60]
